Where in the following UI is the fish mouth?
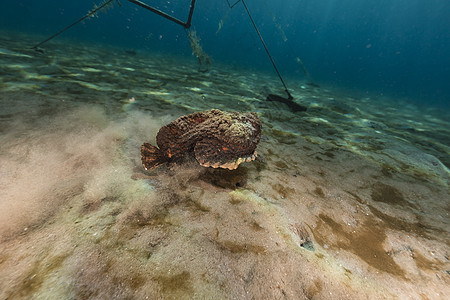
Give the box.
[199,152,257,170]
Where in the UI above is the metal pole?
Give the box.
[241,0,292,100]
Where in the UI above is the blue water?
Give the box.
[1,0,449,108]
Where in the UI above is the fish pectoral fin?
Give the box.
[194,139,254,170]
[141,143,167,170]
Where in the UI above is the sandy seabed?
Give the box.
[0,31,449,299]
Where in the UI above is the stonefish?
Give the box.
[141,109,262,170]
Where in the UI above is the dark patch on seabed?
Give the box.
[0,30,449,299]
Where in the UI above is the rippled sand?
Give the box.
[1,31,449,299]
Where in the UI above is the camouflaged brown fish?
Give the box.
[141,109,262,170]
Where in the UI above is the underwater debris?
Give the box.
[216,9,231,35]
[272,15,288,42]
[267,94,307,112]
[141,109,262,171]
[188,30,211,72]
[291,223,314,251]
[86,0,118,20]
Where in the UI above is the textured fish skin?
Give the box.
[141,109,262,170]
